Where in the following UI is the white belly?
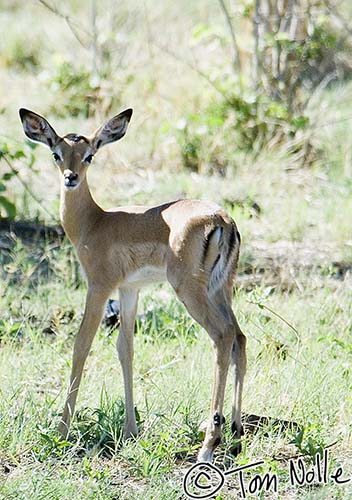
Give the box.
[124,266,167,288]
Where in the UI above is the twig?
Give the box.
[323,0,352,39]
[2,155,56,221]
[311,113,352,129]
[303,70,338,111]
[218,0,242,76]
[37,0,91,48]
[91,0,99,78]
[152,41,232,104]
[247,296,301,342]
[260,302,300,342]
[252,0,260,84]
[247,316,307,367]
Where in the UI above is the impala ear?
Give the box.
[91,108,133,150]
[19,108,60,149]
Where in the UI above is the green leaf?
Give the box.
[291,115,309,130]
[13,150,26,159]
[158,121,172,134]
[26,140,38,149]
[0,195,16,219]
[275,32,290,42]
[0,143,9,156]
[191,23,214,41]
[3,171,17,181]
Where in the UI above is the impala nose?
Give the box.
[64,172,78,187]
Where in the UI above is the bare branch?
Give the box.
[2,155,56,221]
[218,0,242,76]
[252,0,261,84]
[323,0,352,38]
[37,0,91,48]
[152,41,232,104]
[91,0,99,77]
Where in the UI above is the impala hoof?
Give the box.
[230,421,244,456]
[230,440,242,456]
[197,447,214,463]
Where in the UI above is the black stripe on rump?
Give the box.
[226,224,236,262]
[201,227,217,267]
[236,229,241,245]
[211,253,221,273]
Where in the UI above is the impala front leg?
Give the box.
[58,287,109,438]
[117,288,139,439]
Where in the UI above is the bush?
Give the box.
[47,61,100,118]
[2,37,41,71]
[175,0,352,173]
[0,141,37,220]
[176,91,309,174]
[45,61,123,118]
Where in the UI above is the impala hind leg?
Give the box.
[58,287,110,438]
[230,318,247,455]
[198,322,234,463]
[170,281,235,462]
[117,288,139,439]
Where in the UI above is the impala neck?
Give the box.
[60,176,102,245]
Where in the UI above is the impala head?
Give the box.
[19,108,133,190]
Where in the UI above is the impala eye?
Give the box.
[52,153,61,162]
[84,154,94,164]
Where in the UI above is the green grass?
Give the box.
[0,241,351,499]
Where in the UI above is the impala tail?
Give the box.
[204,220,241,295]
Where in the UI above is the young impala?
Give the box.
[19,108,246,462]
